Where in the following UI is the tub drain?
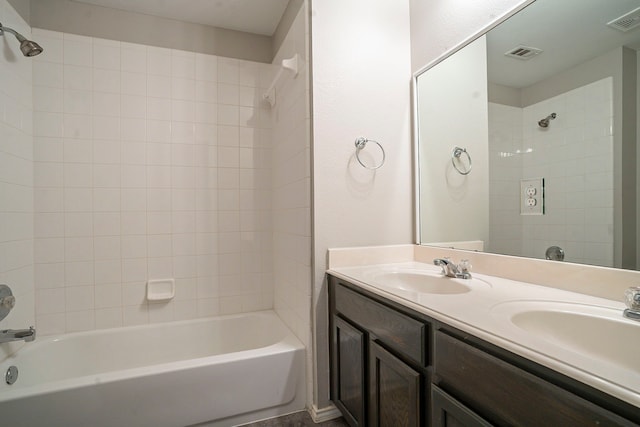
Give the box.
[5,366,18,385]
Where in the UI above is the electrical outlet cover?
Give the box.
[520,178,544,215]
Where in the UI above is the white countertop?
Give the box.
[328,261,640,409]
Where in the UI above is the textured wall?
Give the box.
[410,0,531,73]
[311,0,413,412]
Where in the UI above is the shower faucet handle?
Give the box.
[0,284,15,322]
[0,295,15,309]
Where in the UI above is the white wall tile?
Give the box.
[147,75,171,98]
[65,310,95,332]
[121,46,147,73]
[34,86,63,112]
[93,212,120,235]
[147,47,172,76]
[121,72,147,96]
[64,65,92,91]
[171,51,195,79]
[95,307,123,328]
[123,304,149,326]
[65,285,94,311]
[195,54,217,82]
[93,39,121,70]
[30,27,286,336]
[64,37,93,67]
[94,236,121,260]
[93,69,120,93]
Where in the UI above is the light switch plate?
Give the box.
[520,178,544,215]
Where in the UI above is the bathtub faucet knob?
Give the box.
[0,284,16,322]
[1,295,15,309]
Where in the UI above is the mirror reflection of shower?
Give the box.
[538,112,556,128]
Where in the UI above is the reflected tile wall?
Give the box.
[488,77,614,267]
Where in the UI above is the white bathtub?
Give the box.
[0,310,305,427]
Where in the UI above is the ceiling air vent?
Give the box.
[504,45,543,60]
[607,7,640,32]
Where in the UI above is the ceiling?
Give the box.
[70,0,290,36]
[487,0,640,88]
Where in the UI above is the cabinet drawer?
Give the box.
[335,282,428,366]
[435,331,635,427]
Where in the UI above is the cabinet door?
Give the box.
[369,341,422,427]
[432,384,493,427]
[331,315,366,427]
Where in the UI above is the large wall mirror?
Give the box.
[415,0,640,270]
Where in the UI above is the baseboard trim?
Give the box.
[309,404,342,423]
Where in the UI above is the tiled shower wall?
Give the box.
[272,4,311,356]
[488,77,614,266]
[32,29,276,334]
[0,0,34,349]
[271,2,312,405]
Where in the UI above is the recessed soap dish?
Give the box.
[146,279,175,301]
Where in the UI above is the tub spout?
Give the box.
[0,326,35,343]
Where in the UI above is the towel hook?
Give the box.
[354,137,385,170]
[452,146,472,175]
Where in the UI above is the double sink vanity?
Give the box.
[327,245,640,426]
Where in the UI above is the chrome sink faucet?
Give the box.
[433,258,472,279]
[623,287,640,321]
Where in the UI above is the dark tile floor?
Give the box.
[238,411,349,427]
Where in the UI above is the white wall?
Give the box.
[0,0,35,360]
[311,0,413,412]
[31,29,275,335]
[418,36,489,245]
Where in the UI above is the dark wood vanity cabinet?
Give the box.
[330,276,429,427]
[329,275,640,427]
[434,330,638,427]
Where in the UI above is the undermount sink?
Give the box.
[366,269,489,295]
[492,301,640,372]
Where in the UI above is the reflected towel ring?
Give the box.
[452,146,472,175]
[355,137,385,170]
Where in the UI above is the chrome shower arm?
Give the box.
[0,23,27,42]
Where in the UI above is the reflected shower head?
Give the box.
[0,22,43,57]
[538,113,556,128]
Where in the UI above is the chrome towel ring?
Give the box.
[355,137,385,170]
[452,146,472,175]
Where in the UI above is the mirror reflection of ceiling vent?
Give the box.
[607,7,640,32]
[504,45,543,60]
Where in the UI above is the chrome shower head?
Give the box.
[538,112,556,128]
[0,22,43,57]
